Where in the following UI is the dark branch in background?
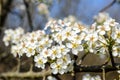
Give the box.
[23,0,33,31]
[100,0,116,12]
[75,63,120,72]
[0,0,13,27]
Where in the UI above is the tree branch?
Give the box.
[77,53,88,65]
[74,63,120,72]
[0,69,51,78]
[100,0,116,12]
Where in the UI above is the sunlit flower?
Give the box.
[25,46,36,57]
[63,27,75,40]
[50,60,66,74]
[3,27,24,46]
[66,41,83,55]
[34,54,47,69]
[49,46,62,60]
[85,32,98,42]
[112,27,120,43]
[52,32,65,44]
[97,25,110,35]
[58,45,70,55]
[73,23,86,33]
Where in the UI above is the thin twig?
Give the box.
[77,53,88,65]
[29,57,34,72]
[102,66,106,80]
[108,39,115,67]
[16,58,20,72]
[102,57,110,66]
[100,0,116,12]
[42,76,46,80]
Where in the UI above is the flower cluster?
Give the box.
[3,28,73,74]
[3,13,120,75]
[90,13,120,56]
[82,74,101,80]
[3,27,24,46]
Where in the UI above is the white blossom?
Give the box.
[34,54,47,69]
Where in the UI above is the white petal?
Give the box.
[72,49,78,55]
[66,43,72,48]
[99,31,105,35]
[52,68,58,74]
[50,63,56,68]
[59,69,65,74]
[112,52,118,57]
[56,53,62,58]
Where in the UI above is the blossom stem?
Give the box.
[108,39,115,67]
[16,58,20,72]
[102,67,106,80]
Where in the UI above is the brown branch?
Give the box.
[0,69,51,78]
[102,67,106,80]
[1,63,120,78]
[100,0,116,12]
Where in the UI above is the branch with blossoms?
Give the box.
[1,12,120,80]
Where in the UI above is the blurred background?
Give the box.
[1,0,120,31]
[0,0,120,80]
